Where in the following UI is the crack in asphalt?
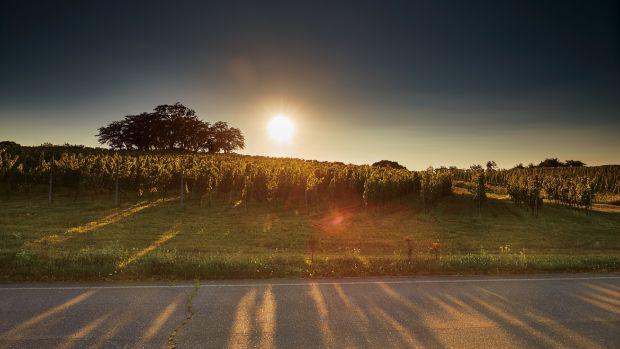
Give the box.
[168,280,200,349]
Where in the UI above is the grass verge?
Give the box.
[1,249,617,281]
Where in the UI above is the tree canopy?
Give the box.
[97,103,244,153]
[372,160,407,170]
[538,158,585,168]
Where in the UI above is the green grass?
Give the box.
[1,190,619,281]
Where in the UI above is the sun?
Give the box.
[267,115,295,143]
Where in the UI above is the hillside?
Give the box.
[1,145,619,280]
[1,188,618,281]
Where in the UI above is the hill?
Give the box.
[1,188,618,281]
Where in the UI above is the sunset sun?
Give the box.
[267,115,295,143]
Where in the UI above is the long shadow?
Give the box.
[56,311,113,349]
[331,283,375,346]
[90,309,136,349]
[135,293,186,347]
[116,224,181,270]
[372,283,446,348]
[176,286,271,349]
[273,284,325,348]
[476,285,613,348]
[509,280,620,342]
[0,290,97,346]
[307,283,336,348]
[454,283,620,349]
[121,286,204,348]
[26,198,176,249]
[456,292,550,348]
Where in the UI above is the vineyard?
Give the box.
[450,164,620,214]
[1,146,619,213]
[0,145,454,209]
[450,165,620,194]
[1,145,619,281]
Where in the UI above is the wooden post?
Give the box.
[180,169,184,208]
[48,155,54,204]
[114,162,120,207]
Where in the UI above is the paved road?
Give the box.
[0,274,619,348]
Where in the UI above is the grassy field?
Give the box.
[1,188,619,281]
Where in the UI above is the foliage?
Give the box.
[449,164,619,195]
[97,103,244,153]
[471,171,487,212]
[507,176,543,216]
[419,169,452,210]
[0,146,447,208]
[538,158,565,168]
[538,158,586,168]
[371,160,407,170]
[543,176,593,210]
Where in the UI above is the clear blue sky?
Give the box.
[1,0,618,169]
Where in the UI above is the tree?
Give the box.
[206,121,245,153]
[372,160,407,170]
[97,121,127,150]
[153,103,199,150]
[538,158,564,167]
[124,112,162,150]
[0,141,21,153]
[565,160,585,167]
[486,160,497,171]
[97,103,244,153]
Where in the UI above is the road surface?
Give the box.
[1,274,619,348]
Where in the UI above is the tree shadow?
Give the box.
[0,290,97,347]
[26,198,176,249]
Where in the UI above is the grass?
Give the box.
[1,189,619,281]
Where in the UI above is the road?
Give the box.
[0,274,619,348]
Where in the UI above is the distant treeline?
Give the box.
[514,158,586,168]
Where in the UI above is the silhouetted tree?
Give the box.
[97,103,244,153]
[97,121,127,149]
[538,158,564,167]
[206,121,245,153]
[372,160,407,170]
[565,160,585,167]
[153,103,199,150]
[470,164,483,172]
[486,160,497,171]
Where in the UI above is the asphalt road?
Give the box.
[0,274,619,349]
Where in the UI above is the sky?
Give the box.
[1,0,619,169]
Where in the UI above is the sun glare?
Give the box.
[267,115,295,143]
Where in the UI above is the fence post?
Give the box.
[114,161,120,207]
[48,155,54,204]
[180,169,184,208]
